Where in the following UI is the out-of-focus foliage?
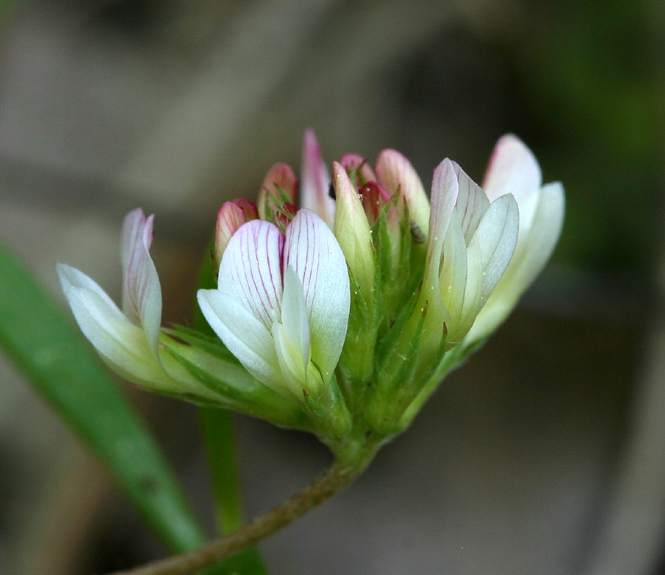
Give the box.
[517,0,663,274]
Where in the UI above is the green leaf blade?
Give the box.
[0,242,208,553]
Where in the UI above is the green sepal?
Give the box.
[365,298,429,435]
[399,337,485,430]
[304,373,352,441]
[162,340,308,431]
[337,263,377,401]
[372,207,399,330]
[166,325,238,363]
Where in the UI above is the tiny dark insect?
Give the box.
[410,221,426,243]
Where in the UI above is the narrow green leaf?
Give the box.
[0,241,208,553]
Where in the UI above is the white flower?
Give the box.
[420,158,520,345]
[57,209,232,399]
[465,135,565,343]
[197,209,350,402]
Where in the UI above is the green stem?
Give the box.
[199,408,244,534]
[108,447,376,575]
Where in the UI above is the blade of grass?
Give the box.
[0,241,208,553]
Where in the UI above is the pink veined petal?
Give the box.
[120,209,162,355]
[449,161,490,243]
[482,134,542,229]
[375,149,430,236]
[300,128,335,228]
[197,289,286,394]
[283,210,350,384]
[218,220,284,331]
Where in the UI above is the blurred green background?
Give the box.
[1,1,664,574]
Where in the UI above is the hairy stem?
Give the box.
[108,452,373,575]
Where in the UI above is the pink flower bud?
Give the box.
[257,163,299,222]
[215,199,259,265]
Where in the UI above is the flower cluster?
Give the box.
[58,131,564,451]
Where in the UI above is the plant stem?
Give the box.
[108,451,373,575]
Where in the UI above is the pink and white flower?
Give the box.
[198,209,350,402]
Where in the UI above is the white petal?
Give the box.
[375,149,430,236]
[120,209,162,354]
[506,182,564,292]
[197,289,285,393]
[218,220,284,331]
[425,159,459,288]
[61,281,177,391]
[449,194,518,342]
[279,266,310,368]
[453,242,484,343]
[57,263,121,314]
[300,128,335,227]
[482,134,542,230]
[450,161,490,243]
[283,210,349,384]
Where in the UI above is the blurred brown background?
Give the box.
[1,0,664,574]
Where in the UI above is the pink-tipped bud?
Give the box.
[257,163,299,222]
[358,181,391,225]
[215,199,259,265]
[375,149,430,238]
[301,129,336,227]
[340,153,377,188]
